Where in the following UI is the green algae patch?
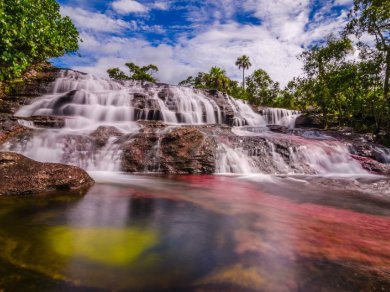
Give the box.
[49,226,158,266]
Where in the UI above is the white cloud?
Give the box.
[111,0,149,15]
[73,23,304,86]
[153,1,170,10]
[60,6,134,33]
[335,0,353,6]
[59,0,353,87]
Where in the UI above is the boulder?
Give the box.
[295,113,324,128]
[160,127,217,173]
[0,152,94,196]
[121,126,217,174]
[267,125,288,133]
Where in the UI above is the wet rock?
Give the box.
[90,126,123,147]
[0,152,94,196]
[52,90,77,115]
[204,91,237,125]
[0,116,31,145]
[295,113,324,128]
[267,125,288,133]
[132,96,163,121]
[16,116,66,129]
[160,127,217,173]
[157,88,174,101]
[351,155,390,176]
[121,126,217,174]
[138,120,167,131]
[121,132,160,172]
[133,93,148,99]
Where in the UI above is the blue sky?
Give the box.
[54,0,353,86]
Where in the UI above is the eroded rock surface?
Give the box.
[0,152,94,196]
[0,63,60,145]
[121,123,217,173]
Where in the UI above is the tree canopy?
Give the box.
[0,0,79,81]
[107,63,159,82]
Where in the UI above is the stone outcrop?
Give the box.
[90,126,123,147]
[121,123,217,174]
[0,63,60,145]
[0,152,94,196]
[295,113,324,128]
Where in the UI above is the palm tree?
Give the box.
[235,55,252,90]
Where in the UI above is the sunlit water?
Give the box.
[0,173,389,291]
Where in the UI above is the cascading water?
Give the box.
[1,70,372,175]
[259,107,301,129]
[216,144,256,174]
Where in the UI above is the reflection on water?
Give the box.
[0,174,389,291]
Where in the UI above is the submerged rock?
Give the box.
[0,152,94,196]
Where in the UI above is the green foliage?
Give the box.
[179,67,231,93]
[299,37,354,126]
[346,0,389,132]
[246,69,280,105]
[107,62,159,82]
[106,68,129,81]
[203,67,231,92]
[0,0,79,81]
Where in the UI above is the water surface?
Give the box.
[0,173,389,291]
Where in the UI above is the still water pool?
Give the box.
[0,173,389,291]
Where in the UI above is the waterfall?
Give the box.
[259,107,301,129]
[1,70,371,176]
[16,71,265,128]
[3,70,267,171]
[215,131,367,175]
[215,144,256,174]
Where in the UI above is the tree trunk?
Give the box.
[384,48,390,106]
[242,68,245,90]
[318,58,328,128]
[384,48,390,133]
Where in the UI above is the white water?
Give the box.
[216,144,256,174]
[2,70,370,175]
[259,107,301,129]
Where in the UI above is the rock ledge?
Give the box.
[0,152,94,196]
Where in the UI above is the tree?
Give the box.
[235,55,252,89]
[203,67,231,92]
[246,69,279,105]
[0,0,79,81]
[300,37,353,126]
[107,68,129,81]
[107,62,159,82]
[346,0,390,130]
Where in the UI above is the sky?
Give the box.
[54,0,354,86]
